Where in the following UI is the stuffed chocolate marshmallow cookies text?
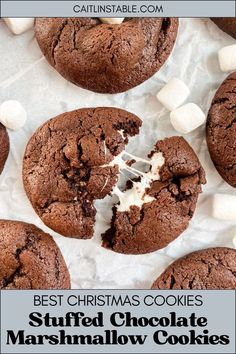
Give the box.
[35,18,178,93]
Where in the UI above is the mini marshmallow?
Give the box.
[170,103,206,134]
[212,194,236,221]
[100,18,124,25]
[233,235,236,249]
[0,100,27,131]
[218,44,236,72]
[4,18,34,35]
[157,78,190,111]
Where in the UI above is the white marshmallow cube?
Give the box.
[218,44,236,72]
[0,100,27,131]
[157,78,190,111]
[233,235,236,249]
[170,103,206,134]
[212,194,236,221]
[4,18,34,35]
[100,18,124,25]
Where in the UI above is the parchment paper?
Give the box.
[0,18,236,289]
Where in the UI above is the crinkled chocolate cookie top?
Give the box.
[35,18,178,93]
[0,220,70,289]
[206,72,236,187]
[152,247,236,289]
[0,123,9,175]
[23,107,141,238]
[102,136,206,255]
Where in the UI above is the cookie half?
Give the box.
[35,18,178,94]
[206,72,236,187]
[211,18,236,39]
[102,136,206,254]
[0,220,70,289]
[23,107,142,238]
[152,247,236,289]
[0,123,9,175]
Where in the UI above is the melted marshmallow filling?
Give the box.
[101,148,165,212]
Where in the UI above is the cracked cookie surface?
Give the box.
[102,137,206,254]
[0,220,70,289]
[211,18,236,38]
[0,123,9,175]
[206,72,236,187]
[35,18,178,93]
[23,107,141,238]
[152,247,236,289]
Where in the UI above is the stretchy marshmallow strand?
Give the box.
[100,18,124,25]
[218,44,236,72]
[105,151,165,212]
[0,100,27,131]
[212,194,236,221]
[156,78,190,111]
[4,18,35,35]
[170,103,206,134]
[116,153,165,212]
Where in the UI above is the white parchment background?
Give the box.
[0,18,236,289]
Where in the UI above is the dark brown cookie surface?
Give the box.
[102,137,206,255]
[211,18,236,39]
[0,123,9,175]
[206,72,236,187]
[152,247,236,289]
[35,18,178,94]
[0,220,70,289]
[23,107,141,238]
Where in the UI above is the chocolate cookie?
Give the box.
[23,107,141,238]
[211,18,236,39]
[35,18,178,94]
[0,220,70,289]
[206,72,236,187]
[0,123,9,175]
[152,247,236,289]
[102,137,206,254]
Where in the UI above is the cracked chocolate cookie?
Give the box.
[23,107,141,238]
[0,220,70,289]
[152,247,236,289]
[211,18,236,39]
[206,72,236,187]
[0,123,9,175]
[102,136,206,254]
[35,18,178,94]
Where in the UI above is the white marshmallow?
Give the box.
[4,18,35,35]
[212,194,236,221]
[100,18,124,25]
[0,100,27,131]
[101,147,165,212]
[156,78,190,111]
[170,103,206,134]
[232,235,236,249]
[114,182,155,212]
[233,235,236,249]
[113,152,165,212]
[218,44,236,72]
